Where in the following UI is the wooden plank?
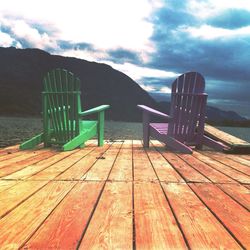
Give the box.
[204,124,250,147]
[145,144,184,183]
[0,149,48,169]
[133,140,158,182]
[0,180,48,219]
[108,140,133,181]
[224,154,250,167]
[134,182,187,249]
[190,183,250,248]
[0,145,19,155]
[162,183,241,249]
[78,182,133,249]
[0,181,76,248]
[29,148,93,181]
[0,180,18,193]
[160,152,211,183]
[179,153,237,183]
[23,181,104,249]
[0,150,30,162]
[83,142,122,181]
[56,144,111,180]
[240,154,250,161]
[1,150,76,180]
[193,151,250,184]
[203,151,250,176]
[0,151,56,178]
[217,183,250,211]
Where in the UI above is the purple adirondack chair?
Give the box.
[138,72,227,154]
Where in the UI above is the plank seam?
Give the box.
[76,141,124,249]
[215,184,250,212]
[187,183,247,249]
[223,155,250,168]
[145,142,191,250]
[0,181,51,220]
[0,147,98,219]
[0,150,81,181]
[132,140,136,250]
[0,151,58,177]
[201,152,250,177]
[176,154,214,183]
[193,152,246,185]
[21,145,112,248]
[20,181,78,249]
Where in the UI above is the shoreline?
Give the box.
[1,116,250,148]
[0,117,143,148]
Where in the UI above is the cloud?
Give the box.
[184,24,250,39]
[0,0,250,117]
[104,62,178,82]
[0,0,156,52]
[159,86,171,94]
[107,48,141,64]
[207,9,250,29]
[0,31,14,47]
[188,0,250,19]
[138,83,156,92]
[0,15,58,49]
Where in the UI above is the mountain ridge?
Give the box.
[0,47,157,121]
[0,46,246,123]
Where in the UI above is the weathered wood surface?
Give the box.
[0,140,249,249]
[204,124,250,152]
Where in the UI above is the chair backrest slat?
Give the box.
[168,72,206,144]
[43,69,81,145]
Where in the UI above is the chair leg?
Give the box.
[20,133,44,150]
[142,112,150,147]
[62,134,85,151]
[98,111,104,146]
[164,136,193,154]
[62,128,97,151]
[202,135,228,151]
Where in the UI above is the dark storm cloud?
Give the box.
[140,76,175,88]
[146,3,250,112]
[139,2,250,118]
[107,48,141,64]
[58,41,94,51]
[0,24,12,34]
[149,7,197,28]
[207,9,250,29]
[205,79,250,101]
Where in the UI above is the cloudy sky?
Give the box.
[1,0,250,118]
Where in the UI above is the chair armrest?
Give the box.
[137,105,172,120]
[79,105,110,116]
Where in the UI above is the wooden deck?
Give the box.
[0,140,249,249]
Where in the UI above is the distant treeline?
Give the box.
[207,119,250,127]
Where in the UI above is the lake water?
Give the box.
[0,116,249,148]
[0,117,143,147]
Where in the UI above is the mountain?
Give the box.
[0,47,157,121]
[206,106,246,122]
[0,47,246,123]
[157,101,246,123]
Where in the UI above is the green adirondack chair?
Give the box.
[20,68,110,151]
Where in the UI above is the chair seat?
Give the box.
[150,123,168,135]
